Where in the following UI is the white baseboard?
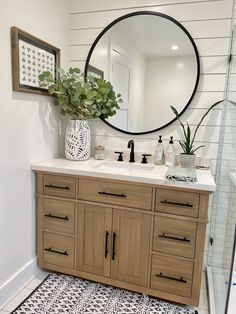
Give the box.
[0,257,40,308]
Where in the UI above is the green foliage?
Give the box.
[38,67,122,120]
[170,100,224,154]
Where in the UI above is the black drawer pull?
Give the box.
[98,191,126,198]
[160,200,193,207]
[112,232,116,260]
[44,247,68,256]
[158,233,190,243]
[105,231,109,258]
[155,272,187,283]
[44,213,69,221]
[45,184,70,190]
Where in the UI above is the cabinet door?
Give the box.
[111,209,151,286]
[77,204,112,277]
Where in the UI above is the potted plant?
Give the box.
[38,67,122,161]
[170,100,224,168]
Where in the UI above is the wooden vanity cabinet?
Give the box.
[111,209,150,286]
[77,204,112,277]
[35,172,211,307]
[77,203,150,286]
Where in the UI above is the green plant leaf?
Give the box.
[228,100,236,106]
[69,67,81,74]
[192,145,205,154]
[170,105,187,139]
[179,141,188,154]
[38,73,46,82]
[191,99,224,148]
[173,100,224,154]
[37,66,122,119]
[186,122,191,150]
[58,68,65,75]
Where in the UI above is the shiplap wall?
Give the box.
[69,0,235,267]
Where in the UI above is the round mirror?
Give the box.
[85,11,200,135]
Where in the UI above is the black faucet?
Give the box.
[127,140,135,162]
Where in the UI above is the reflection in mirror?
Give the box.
[85,12,199,134]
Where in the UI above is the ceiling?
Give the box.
[108,14,196,57]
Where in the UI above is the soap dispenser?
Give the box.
[154,135,164,165]
[165,136,175,167]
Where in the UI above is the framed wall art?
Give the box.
[87,65,104,79]
[11,26,60,95]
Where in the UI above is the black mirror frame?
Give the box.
[85,11,200,135]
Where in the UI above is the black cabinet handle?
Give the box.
[44,213,69,221]
[158,233,190,243]
[44,184,70,190]
[155,272,187,283]
[105,231,109,258]
[98,191,126,198]
[44,247,68,256]
[160,200,193,207]
[112,233,116,260]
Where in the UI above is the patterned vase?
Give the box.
[179,153,196,168]
[65,120,90,161]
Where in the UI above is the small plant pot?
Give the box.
[179,153,196,168]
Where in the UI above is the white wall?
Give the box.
[144,56,197,129]
[0,0,69,307]
[69,0,234,268]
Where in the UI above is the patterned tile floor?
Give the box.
[0,271,209,314]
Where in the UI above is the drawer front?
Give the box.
[153,216,197,258]
[155,189,199,217]
[150,255,193,297]
[43,232,74,268]
[43,174,76,199]
[42,199,75,235]
[79,179,152,210]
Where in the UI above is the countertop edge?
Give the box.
[31,162,216,193]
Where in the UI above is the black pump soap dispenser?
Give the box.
[165,136,175,167]
[154,135,164,165]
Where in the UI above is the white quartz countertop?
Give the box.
[31,158,216,192]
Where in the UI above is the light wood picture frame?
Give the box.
[87,65,104,80]
[11,26,60,95]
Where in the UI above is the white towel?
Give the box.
[166,166,197,183]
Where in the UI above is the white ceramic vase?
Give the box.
[179,153,196,168]
[65,120,90,161]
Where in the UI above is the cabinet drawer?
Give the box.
[43,174,76,199]
[153,216,197,258]
[42,199,75,235]
[79,179,152,210]
[155,189,199,217]
[43,232,74,268]
[150,255,193,297]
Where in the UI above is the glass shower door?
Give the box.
[207,26,236,314]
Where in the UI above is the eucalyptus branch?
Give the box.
[38,67,122,120]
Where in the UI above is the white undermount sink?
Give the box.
[92,161,155,173]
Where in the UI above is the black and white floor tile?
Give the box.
[0,271,209,314]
